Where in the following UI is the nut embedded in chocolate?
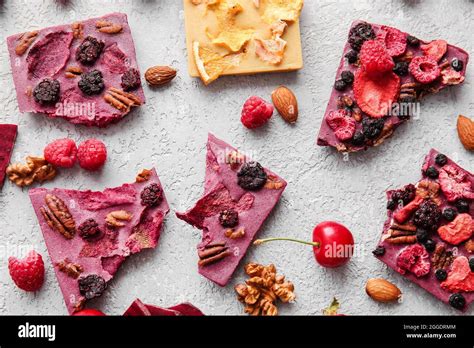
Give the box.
[56,259,83,279]
[382,222,417,244]
[40,194,76,239]
[198,242,231,267]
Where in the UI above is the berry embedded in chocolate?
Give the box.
[406,35,420,47]
[435,268,448,281]
[33,78,60,105]
[416,228,429,243]
[348,22,375,51]
[78,70,105,96]
[442,207,457,222]
[76,36,105,65]
[451,58,464,72]
[425,166,439,179]
[340,71,354,85]
[237,161,268,191]
[393,61,409,76]
[435,153,448,166]
[455,199,470,213]
[449,293,466,310]
[351,131,366,147]
[469,258,474,272]
[78,218,102,240]
[218,209,239,228]
[409,56,441,84]
[121,68,141,91]
[78,274,107,300]
[392,184,416,205]
[423,239,436,253]
[345,49,358,64]
[372,246,385,256]
[413,200,441,230]
[140,183,163,207]
[386,199,396,210]
[362,118,385,140]
[334,79,347,91]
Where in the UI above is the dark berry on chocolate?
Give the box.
[345,50,358,64]
[76,36,105,65]
[78,218,101,240]
[414,200,441,230]
[140,183,163,207]
[351,131,366,146]
[334,79,347,91]
[406,35,420,47]
[386,199,396,210]
[425,166,439,179]
[423,239,436,253]
[78,274,107,300]
[435,153,448,166]
[393,61,409,76]
[78,70,105,96]
[121,68,141,91]
[219,209,239,228]
[33,78,60,105]
[435,269,448,281]
[449,293,466,310]
[362,118,385,140]
[455,199,470,213]
[416,228,429,243]
[341,71,354,85]
[442,207,457,222]
[469,258,474,272]
[392,184,416,205]
[348,22,375,51]
[372,246,386,256]
[237,161,267,191]
[451,58,464,72]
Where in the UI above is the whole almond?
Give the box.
[271,86,298,124]
[457,115,474,151]
[366,278,401,303]
[145,66,177,87]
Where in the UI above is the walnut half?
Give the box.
[106,210,132,228]
[6,156,56,187]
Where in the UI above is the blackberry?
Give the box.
[140,183,163,207]
[351,131,366,146]
[78,218,101,240]
[406,35,420,47]
[345,50,358,64]
[455,199,470,213]
[413,200,441,230]
[425,166,439,179]
[237,161,267,191]
[121,68,141,91]
[33,78,60,105]
[393,61,409,76]
[372,246,386,256]
[348,22,375,51]
[392,184,416,205]
[78,70,105,96]
[416,228,429,243]
[334,79,347,91]
[469,258,474,272]
[386,199,397,210]
[442,207,457,222]
[219,209,239,228]
[435,269,448,281]
[449,293,466,310]
[451,58,464,72]
[435,153,448,166]
[362,118,385,140]
[423,239,436,253]
[76,36,105,65]
[340,71,354,85]
[78,274,107,300]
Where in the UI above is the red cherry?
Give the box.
[254,221,354,268]
[73,309,106,316]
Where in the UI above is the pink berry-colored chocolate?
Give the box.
[6,13,145,127]
[123,298,204,316]
[29,169,169,314]
[0,124,18,188]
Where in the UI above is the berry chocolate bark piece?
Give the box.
[6,13,145,127]
[123,298,204,316]
[29,169,169,314]
[0,124,18,188]
[375,149,474,311]
[317,21,469,153]
[176,133,287,286]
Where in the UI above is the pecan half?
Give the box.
[225,227,245,239]
[104,87,141,113]
[198,242,231,267]
[6,156,56,187]
[41,194,75,239]
[96,20,123,34]
[106,210,132,228]
[65,66,82,78]
[136,169,152,183]
[15,31,38,56]
[57,259,83,279]
[72,22,84,39]
[431,244,454,269]
[383,222,417,244]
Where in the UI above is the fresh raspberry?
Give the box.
[377,26,407,57]
[359,40,395,75]
[439,165,474,202]
[241,96,274,129]
[421,39,447,62]
[326,109,356,141]
[441,256,474,293]
[409,55,441,84]
[438,213,474,245]
[8,250,45,292]
[77,139,107,171]
[353,69,400,118]
[396,244,430,277]
[44,138,77,168]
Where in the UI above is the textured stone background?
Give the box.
[0,0,473,315]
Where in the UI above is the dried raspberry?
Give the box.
[438,213,474,245]
[377,26,407,57]
[439,165,474,202]
[409,56,441,84]
[140,183,163,207]
[219,209,239,228]
[78,70,105,96]
[237,161,267,191]
[396,244,430,277]
[77,139,107,171]
[44,138,77,168]
[359,40,395,75]
[441,256,474,293]
[421,39,447,62]
[8,250,45,292]
[241,96,274,129]
[33,78,60,105]
[121,68,141,91]
[326,109,356,141]
[353,69,400,118]
[78,218,102,240]
[78,274,107,300]
[76,36,105,65]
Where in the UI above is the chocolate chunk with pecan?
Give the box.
[40,194,75,239]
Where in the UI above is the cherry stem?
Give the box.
[254,237,320,248]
